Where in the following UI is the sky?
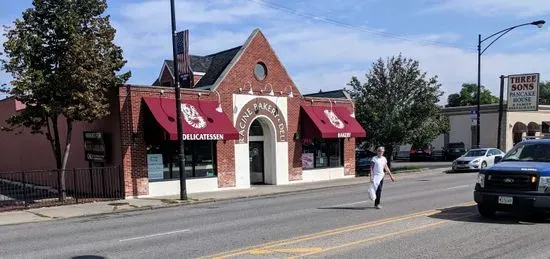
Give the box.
[2,0,550,103]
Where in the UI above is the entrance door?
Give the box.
[249,141,264,184]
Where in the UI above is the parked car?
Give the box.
[410,144,435,162]
[394,150,410,161]
[356,150,376,171]
[443,142,466,161]
[451,148,505,172]
[474,139,550,218]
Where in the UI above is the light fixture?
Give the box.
[326,98,333,112]
[262,83,274,96]
[287,85,294,98]
[213,90,223,113]
[246,81,254,95]
[348,99,355,118]
[532,20,546,28]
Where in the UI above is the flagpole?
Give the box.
[170,0,187,200]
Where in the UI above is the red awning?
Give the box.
[301,105,366,139]
[143,97,238,141]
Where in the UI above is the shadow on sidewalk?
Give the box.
[72,256,105,259]
[428,204,550,225]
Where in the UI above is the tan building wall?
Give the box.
[505,108,550,151]
[440,104,550,153]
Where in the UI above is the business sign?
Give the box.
[507,73,540,112]
[147,154,164,180]
[83,131,110,163]
[182,134,224,140]
[542,121,550,134]
[235,97,288,144]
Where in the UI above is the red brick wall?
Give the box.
[120,30,360,195]
[214,30,305,183]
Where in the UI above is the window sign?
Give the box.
[302,153,314,169]
[147,154,164,180]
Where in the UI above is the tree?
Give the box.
[1,0,130,200]
[446,83,499,107]
[349,54,445,166]
[539,81,550,105]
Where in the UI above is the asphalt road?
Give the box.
[392,161,451,169]
[1,171,549,259]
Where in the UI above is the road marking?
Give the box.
[330,185,473,208]
[119,229,191,242]
[249,248,323,255]
[200,201,476,259]
[445,185,471,190]
[290,213,476,258]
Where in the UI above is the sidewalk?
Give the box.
[0,168,448,226]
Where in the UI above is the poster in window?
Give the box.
[147,154,164,180]
[302,153,314,169]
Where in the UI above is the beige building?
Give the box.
[440,104,550,152]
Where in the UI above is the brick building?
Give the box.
[0,29,366,198]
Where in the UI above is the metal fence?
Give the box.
[0,166,123,211]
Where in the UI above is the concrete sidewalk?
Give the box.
[0,168,448,226]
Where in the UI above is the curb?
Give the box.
[1,168,449,226]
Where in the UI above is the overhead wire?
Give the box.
[248,0,474,51]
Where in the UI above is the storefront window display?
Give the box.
[301,139,343,169]
[146,140,216,181]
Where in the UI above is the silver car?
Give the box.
[452,148,505,171]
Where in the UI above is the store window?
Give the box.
[302,139,344,169]
[146,141,217,181]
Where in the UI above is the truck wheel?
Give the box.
[477,203,496,218]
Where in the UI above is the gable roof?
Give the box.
[154,46,242,87]
[303,89,351,99]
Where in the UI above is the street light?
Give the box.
[170,0,187,200]
[476,20,545,148]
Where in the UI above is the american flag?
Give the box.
[176,30,193,87]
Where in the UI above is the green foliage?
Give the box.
[446,83,499,107]
[349,54,445,159]
[1,0,130,172]
[539,81,550,105]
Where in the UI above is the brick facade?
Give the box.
[118,29,362,197]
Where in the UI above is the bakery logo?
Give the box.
[182,103,206,129]
[324,109,344,129]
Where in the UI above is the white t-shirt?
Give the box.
[371,156,387,176]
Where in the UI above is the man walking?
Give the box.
[370,146,395,209]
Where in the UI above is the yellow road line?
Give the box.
[289,213,476,258]
[200,201,476,259]
[249,248,323,255]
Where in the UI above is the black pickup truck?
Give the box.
[474,139,550,218]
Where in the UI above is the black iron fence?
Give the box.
[0,166,124,211]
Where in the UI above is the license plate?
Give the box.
[498,196,513,205]
[417,151,423,153]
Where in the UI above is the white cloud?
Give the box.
[427,0,550,17]
[263,22,550,101]
[119,0,270,32]
[111,0,550,103]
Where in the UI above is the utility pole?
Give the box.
[170,0,187,200]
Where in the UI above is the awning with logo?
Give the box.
[142,97,239,141]
[300,105,367,139]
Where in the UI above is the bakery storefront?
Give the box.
[0,29,366,198]
[115,29,366,197]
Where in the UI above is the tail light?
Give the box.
[424,149,431,153]
[410,150,417,154]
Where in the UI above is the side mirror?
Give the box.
[495,156,503,163]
